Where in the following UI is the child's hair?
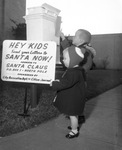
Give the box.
[77,29,91,44]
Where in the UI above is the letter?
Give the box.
[43,43,48,49]
[28,43,34,49]
[24,55,29,60]
[27,65,31,69]
[9,54,14,59]
[20,64,24,68]
[15,42,20,48]
[43,51,47,55]
[14,64,18,67]
[37,43,43,49]
[6,63,10,67]
[5,54,10,59]
[34,43,38,49]
[14,55,20,59]
[41,56,49,61]
[20,55,25,60]
[44,65,48,69]
[21,43,26,48]
[32,56,38,61]
[9,42,15,48]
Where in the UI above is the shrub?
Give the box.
[11,19,26,40]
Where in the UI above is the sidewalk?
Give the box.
[0,85,122,150]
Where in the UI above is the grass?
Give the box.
[0,69,122,137]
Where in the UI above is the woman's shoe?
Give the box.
[66,131,79,139]
[67,126,79,131]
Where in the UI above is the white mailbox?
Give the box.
[24,3,61,44]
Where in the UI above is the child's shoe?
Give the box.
[66,131,79,139]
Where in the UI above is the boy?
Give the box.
[60,29,96,124]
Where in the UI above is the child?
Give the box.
[60,29,96,72]
[60,29,96,124]
[50,46,86,139]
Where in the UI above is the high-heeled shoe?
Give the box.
[65,131,79,139]
[67,126,80,131]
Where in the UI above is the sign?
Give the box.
[1,40,56,84]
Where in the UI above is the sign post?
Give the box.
[1,40,57,115]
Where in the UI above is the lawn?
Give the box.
[0,69,122,137]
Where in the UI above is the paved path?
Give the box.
[0,85,122,150]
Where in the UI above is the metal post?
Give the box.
[30,84,37,108]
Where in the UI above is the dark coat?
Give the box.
[52,67,86,116]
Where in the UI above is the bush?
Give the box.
[11,19,26,40]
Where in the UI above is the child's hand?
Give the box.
[55,79,60,82]
[85,44,96,57]
[60,31,65,40]
[50,82,53,86]
[50,79,60,86]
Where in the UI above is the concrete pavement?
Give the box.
[0,85,122,150]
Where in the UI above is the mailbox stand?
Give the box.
[24,3,61,108]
